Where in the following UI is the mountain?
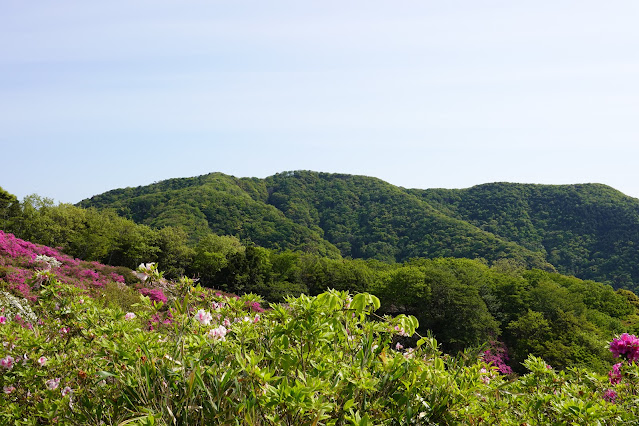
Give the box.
[78,171,551,270]
[78,171,639,289]
[411,182,639,288]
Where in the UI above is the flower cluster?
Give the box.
[194,309,213,326]
[1,355,15,370]
[609,363,623,385]
[207,325,227,341]
[610,333,639,363]
[35,254,62,269]
[603,389,618,403]
[139,288,167,305]
[482,340,514,375]
[0,231,137,299]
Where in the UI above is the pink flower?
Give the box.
[124,312,136,320]
[1,355,15,370]
[46,378,60,390]
[3,385,15,394]
[394,326,409,337]
[610,333,639,363]
[37,356,46,367]
[207,325,227,341]
[603,388,617,403]
[253,314,260,323]
[194,309,213,326]
[395,342,404,351]
[0,316,6,324]
[61,386,72,397]
[223,318,231,328]
[609,363,623,385]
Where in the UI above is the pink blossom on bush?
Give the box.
[245,300,265,313]
[603,388,617,403]
[124,312,136,321]
[61,386,72,397]
[482,340,513,375]
[0,316,6,324]
[1,355,15,370]
[609,362,623,385]
[207,325,227,341]
[110,272,125,283]
[610,333,639,363]
[46,378,60,390]
[37,356,46,367]
[3,385,15,394]
[139,288,167,304]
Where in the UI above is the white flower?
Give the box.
[46,378,60,390]
[207,325,227,342]
[124,312,136,320]
[37,356,46,366]
[1,355,15,370]
[61,386,73,397]
[194,309,213,326]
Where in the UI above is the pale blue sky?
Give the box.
[2,1,639,203]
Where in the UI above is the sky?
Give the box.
[2,1,639,203]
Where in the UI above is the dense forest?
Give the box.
[75,170,639,291]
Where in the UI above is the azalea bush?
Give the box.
[0,271,636,425]
[1,234,639,424]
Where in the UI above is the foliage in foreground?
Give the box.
[1,270,638,425]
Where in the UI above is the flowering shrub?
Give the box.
[1,240,638,423]
[138,287,167,305]
[609,333,639,363]
[0,231,135,299]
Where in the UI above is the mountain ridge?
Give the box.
[78,170,639,289]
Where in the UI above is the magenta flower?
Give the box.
[0,316,6,324]
[603,388,617,403]
[37,356,47,367]
[139,288,167,304]
[609,362,623,385]
[610,333,639,363]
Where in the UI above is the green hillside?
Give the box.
[78,171,639,290]
[412,182,639,288]
[79,171,551,271]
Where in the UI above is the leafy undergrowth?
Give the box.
[1,232,639,424]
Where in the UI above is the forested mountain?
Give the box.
[78,171,639,290]
[411,183,639,288]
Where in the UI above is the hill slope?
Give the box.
[411,182,639,288]
[79,171,551,270]
[79,171,639,289]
